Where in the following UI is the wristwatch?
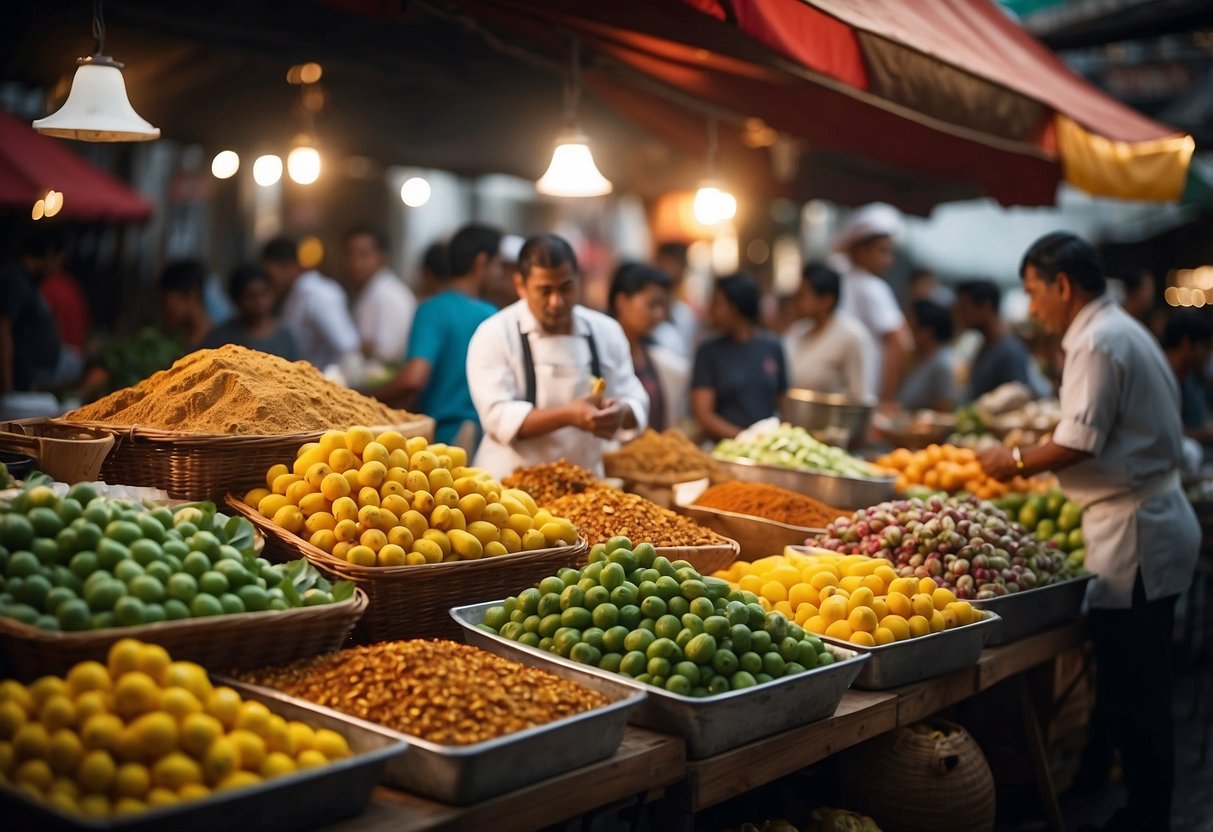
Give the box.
[1011,446,1025,472]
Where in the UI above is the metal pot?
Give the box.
[782,388,874,449]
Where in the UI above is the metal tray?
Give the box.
[972,574,1093,646]
[672,478,828,559]
[0,679,407,832]
[712,456,894,510]
[452,601,869,760]
[819,611,1002,690]
[229,665,645,805]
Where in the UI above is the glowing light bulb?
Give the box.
[287,146,321,185]
[211,150,240,179]
[400,177,431,207]
[252,154,283,187]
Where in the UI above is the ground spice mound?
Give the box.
[65,345,420,435]
[604,429,714,478]
[547,488,725,548]
[233,640,609,745]
[502,459,599,507]
[695,481,844,528]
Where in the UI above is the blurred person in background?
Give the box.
[1161,311,1213,444]
[0,234,61,394]
[831,203,912,408]
[417,240,450,298]
[782,261,874,402]
[898,300,957,413]
[482,234,524,309]
[158,259,212,352]
[650,241,699,361]
[202,265,297,359]
[373,224,502,446]
[262,237,360,372]
[466,233,648,478]
[692,272,787,440]
[343,225,416,366]
[29,230,87,355]
[1120,269,1155,324]
[609,262,689,431]
[907,267,953,309]
[954,279,1034,401]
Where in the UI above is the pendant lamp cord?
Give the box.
[706,117,719,178]
[92,0,107,57]
[563,36,581,127]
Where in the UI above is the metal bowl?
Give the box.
[782,389,874,449]
[713,456,895,510]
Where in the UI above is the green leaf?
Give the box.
[222,515,256,556]
[21,471,54,491]
[331,581,355,602]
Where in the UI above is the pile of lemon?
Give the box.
[0,639,351,817]
[245,428,578,567]
[715,551,980,648]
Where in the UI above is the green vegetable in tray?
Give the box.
[0,480,352,631]
[713,423,878,479]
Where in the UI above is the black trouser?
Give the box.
[1087,573,1178,831]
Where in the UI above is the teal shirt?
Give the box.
[407,290,497,444]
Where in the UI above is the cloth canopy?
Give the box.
[0,109,152,222]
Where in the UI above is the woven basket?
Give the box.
[839,718,996,832]
[0,590,367,681]
[655,540,740,577]
[226,497,589,642]
[53,416,434,502]
[0,419,115,483]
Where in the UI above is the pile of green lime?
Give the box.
[479,537,837,697]
[0,482,352,632]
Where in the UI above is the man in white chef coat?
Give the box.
[466,233,649,479]
[981,232,1198,832]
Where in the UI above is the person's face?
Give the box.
[912,323,935,352]
[655,254,686,286]
[160,290,198,332]
[954,294,984,331]
[615,284,669,340]
[480,253,506,289]
[1129,274,1155,313]
[1022,265,1071,335]
[796,285,833,320]
[237,279,275,323]
[261,260,293,294]
[343,234,384,288]
[849,236,895,276]
[517,264,578,333]
[710,289,740,331]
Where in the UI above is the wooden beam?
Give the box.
[977,624,1086,691]
[893,665,979,726]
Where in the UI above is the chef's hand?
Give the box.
[589,401,624,439]
[978,446,1018,482]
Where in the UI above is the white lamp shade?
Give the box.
[536,134,612,197]
[33,62,159,142]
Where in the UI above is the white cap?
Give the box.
[832,202,905,253]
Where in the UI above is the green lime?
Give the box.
[72,521,102,551]
[96,539,129,571]
[673,661,701,686]
[301,589,329,607]
[51,566,81,594]
[560,607,592,630]
[609,584,637,607]
[680,614,704,635]
[164,599,191,621]
[538,613,562,638]
[56,598,91,631]
[591,604,619,630]
[739,651,763,675]
[175,521,198,539]
[215,560,252,589]
[114,560,144,583]
[161,539,189,560]
[647,656,671,678]
[128,540,163,567]
[730,671,757,689]
[128,575,165,604]
[144,562,173,584]
[816,650,835,666]
[607,548,638,573]
[189,594,224,617]
[483,605,509,630]
[638,580,659,599]
[666,596,690,618]
[113,596,147,626]
[633,542,656,566]
[751,630,773,653]
[581,627,604,650]
[188,532,222,559]
[65,483,98,505]
[582,561,604,582]
[28,507,64,539]
[703,615,731,639]
[665,674,692,696]
[797,640,819,669]
[518,632,541,648]
[143,603,166,624]
[7,551,39,578]
[639,596,667,619]
[89,611,114,629]
[654,576,680,600]
[779,636,800,663]
[675,628,695,650]
[554,629,581,656]
[762,652,787,677]
[598,653,623,673]
[136,515,166,543]
[236,584,269,612]
[522,614,541,634]
[34,614,60,631]
[216,545,243,564]
[43,586,76,613]
[624,628,655,653]
[618,604,642,630]
[198,570,230,597]
[84,579,124,612]
[620,650,647,676]
[599,562,626,590]
[680,580,708,600]
[181,552,211,578]
[17,574,51,608]
[605,535,633,554]
[31,538,62,566]
[166,573,198,603]
[730,624,753,653]
[712,649,739,676]
[602,625,629,654]
[583,586,609,609]
[559,585,584,610]
[646,637,678,661]
[655,614,681,640]
[689,597,715,619]
[104,520,142,546]
[149,507,174,530]
[537,592,561,617]
[569,642,601,665]
[517,588,541,615]
[219,593,245,614]
[707,676,730,695]
[55,529,81,561]
[557,568,580,587]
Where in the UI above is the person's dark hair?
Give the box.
[1123,269,1154,294]
[422,241,450,282]
[517,234,578,280]
[715,272,761,324]
[343,224,387,252]
[608,262,671,316]
[1161,311,1213,351]
[656,241,688,266]
[227,265,271,303]
[159,259,206,296]
[801,262,841,311]
[955,279,1002,313]
[913,300,954,344]
[1020,232,1106,295]
[261,237,299,265]
[448,224,502,278]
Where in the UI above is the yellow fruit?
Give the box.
[874,627,896,646]
[481,502,509,528]
[360,528,388,552]
[757,580,786,605]
[113,796,146,815]
[946,601,974,626]
[884,592,911,619]
[484,541,509,558]
[861,574,886,595]
[377,544,407,567]
[206,688,242,730]
[295,749,328,770]
[889,577,918,597]
[228,729,266,771]
[874,565,899,587]
[737,574,765,596]
[264,464,289,490]
[386,526,415,550]
[161,662,212,703]
[499,529,522,552]
[272,505,305,535]
[846,587,875,613]
[180,713,223,757]
[286,722,315,754]
[388,450,411,471]
[345,426,376,456]
[319,429,348,456]
[824,620,853,640]
[16,757,54,791]
[819,595,848,624]
[404,435,429,456]
[787,584,819,610]
[448,529,483,560]
[412,539,445,564]
[911,593,936,619]
[298,493,331,519]
[73,690,108,723]
[272,473,302,496]
[942,609,959,629]
[929,610,946,633]
[794,605,817,626]
[932,587,958,611]
[217,770,263,792]
[304,462,334,490]
[881,614,911,641]
[81,713,123,752]
[108,639,146,680]
[358,487,381,508]
[809,571,838,590]
[328,448,358,473]
[918,577,937,595]
[839,575,864,593]
[908,615,931,638]
[178,782,211,801]
[202,738,242,785]
[13,721,50,760]
[358,461,388,489]
[522,529,548,551]
[331,496,358,523]
[320,472,352,502]
[382,479,411,501]
[312,728,350,760]
[233,701,271,737]
[774,600,795,618]
[428,469,455,493]
[424,529,452,557]
[538,519,575,545]
[333,519,358,544]
[79,793,111,817]
[49,776,79,800]
[114,762,151,798]
[767,565,801,589]
[285,479,314,505]
[346,545,377,567]
[147,787,178,807]
[76,749,117,793]
[257,494,290,519]
[48,728,83,775]
[850,631,876,647]
[129,712,178,760]
[260,751,297,779]
[361,441,390,467]
[0,700,26,742]
[847,607,879,634]
[305,514,337,538]
[39,695,76,732]
[66,661,112,698]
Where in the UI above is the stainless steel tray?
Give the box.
[972,574,1092,646]
[819,611,1002,690]
[0,679,407,832]
[228,663,645,805]
[712,456,893,510]
[452,601,869,760]
[671,478,827,559]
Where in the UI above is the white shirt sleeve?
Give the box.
[596,316,650,435]
[864,280,907,337]
[310,282,360,358]
[358,276,416,364]
[466,315,533,446]
[1054,345,1119,455]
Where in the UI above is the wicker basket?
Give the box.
[0,590,368,681]
[655,540,740,577]
[840,718,996,832]
[227,497,589,642]
[53,416,434,501]
[0,419,115,483]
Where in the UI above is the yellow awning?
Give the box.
[1056,115,1195,202]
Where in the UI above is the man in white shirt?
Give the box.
[649,242,699,361]
[261,237,359,371]
[831,203,913,405]
[343,225,416,365]
[466,233,649,479]
[980,232,1198,832]
[782,261,875,402]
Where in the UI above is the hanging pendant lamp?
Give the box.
[536,39,611,198]
[693,118,736,226]
[33,0,159,141]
